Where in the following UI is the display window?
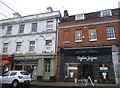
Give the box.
[65,63,80,79]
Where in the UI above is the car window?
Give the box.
[20,71,29,75]
[3,72,10,76]
[10,72,17,76]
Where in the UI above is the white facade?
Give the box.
[0,11,61,81]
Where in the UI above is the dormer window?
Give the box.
[75,14,85,20]
[100,10,112,17]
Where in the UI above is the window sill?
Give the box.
[75,40,83,43]
[28,51,36,53]
[89,39,97,42]
[62,41,70,44]
[107,38,116,40]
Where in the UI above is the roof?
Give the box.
[61,8,120,22]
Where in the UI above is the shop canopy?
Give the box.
[0,60,11,65]
[0,55,14,65]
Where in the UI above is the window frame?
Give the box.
[75,29,83,42]
[6,26,12,35]
[106,26,116,40]
[75,14,85,20]
[89,28,97,41]
[3,43,9,53]
[46,40,52,46]
[16,42,22,53]
[18,24,25,34]
[29,41,35,52]
[31,22,37,32]
[100,10,112,17]
[46,20,54,30]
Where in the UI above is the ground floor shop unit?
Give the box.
[0,54,14,74]
[58,47,119,84]
[13,53,57,81]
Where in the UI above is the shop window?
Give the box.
[65,63,80,79]
[99,64,109,81]
[14,65,22,70]
[31,22,37,32]
[75,30,83,42]
[6,26,12,35]
[3,43,9,53]
[18,24,24,33]
[89,28,97,41]
[106,26,116,40]
[29,41,35,52]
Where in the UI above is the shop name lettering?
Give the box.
[77,56,97,62]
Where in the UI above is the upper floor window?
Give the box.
[29,41,35,52]
[75,14,85,20]
[46,40,52,51]
[6,26,12,35]
[16,42,22,52]
[31,23,37,32]
[3,43,9,53]
[100,10,112,17]
[18,24,24,33]
[106,26,116,40]
[46,40,52,46]
[89,28,97,41]
[75,30,83,42]
[46,20,53,30]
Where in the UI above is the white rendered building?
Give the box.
[0,9,61,81]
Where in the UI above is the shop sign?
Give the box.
[77,56,97,62]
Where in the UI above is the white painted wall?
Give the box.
[0,11,60,54]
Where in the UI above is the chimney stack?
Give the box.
[63,10,69,18]
[13,12,21,18]
[47,7,53,12]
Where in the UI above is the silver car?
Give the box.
[0,70,31,88]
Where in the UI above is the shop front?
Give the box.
[0,55,14,74]
[59,47,115,83]
[14,54,57,81]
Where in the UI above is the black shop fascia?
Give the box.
[59,47,113,82]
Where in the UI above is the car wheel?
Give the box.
[12,80,19,88]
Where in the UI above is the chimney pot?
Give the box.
[64,10,69,18]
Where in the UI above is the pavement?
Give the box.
[31,81,120,88]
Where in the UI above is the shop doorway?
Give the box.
[82,64,93,79]
[43,59,50,81]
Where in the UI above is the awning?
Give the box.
[0,55,13,60]
[0,60,11,65]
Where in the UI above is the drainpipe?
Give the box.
[112,45,120,84]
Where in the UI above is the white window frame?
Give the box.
[75,30,83,42]
[89,28,97,41]
[106,26,116,40]
[100,10,112,17]
[29,41,35,52]
[6,26,12,35]
[3,43,9,53]
[75,14,85,20]
[45,40,52,51]
[46,20,53,30]
[31,22,37,32]
[16,42,22,53]
[18,24,24,34]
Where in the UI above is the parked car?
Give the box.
[0,70,31,88]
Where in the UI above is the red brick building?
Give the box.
[57,8,120,84]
